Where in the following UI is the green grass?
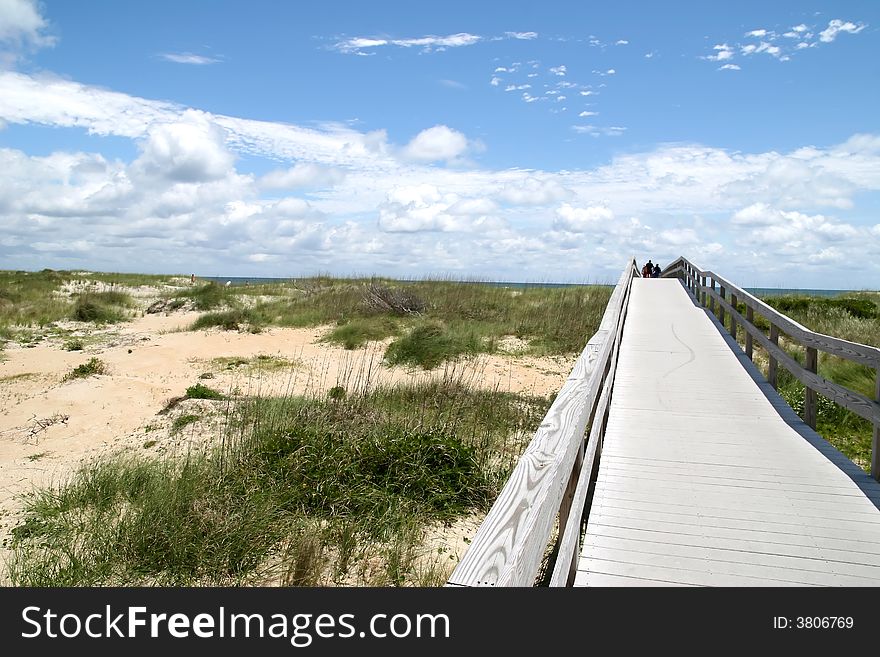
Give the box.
[742,292,880,472]
[63,338,85,351]
[175,283,238,311]
[385,320,483,369]
[171,414,201,433]
[185,383,225,400]
[190,309,259,332]
[322,317,399,350]
[62,358,106,381]
[71,292,132,324]
[6,377,550,586]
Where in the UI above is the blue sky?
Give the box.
[1,0,878,287]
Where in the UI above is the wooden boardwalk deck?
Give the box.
[575,278,880,587]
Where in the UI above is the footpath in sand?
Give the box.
[0,308,572,567]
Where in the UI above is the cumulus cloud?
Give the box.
[0,0,55,63]
[498,177,572,205]
[377,185,502,233]
[549,65,566,76]
[553,203,614,232]
[4,67,880,284]
[731,202,859,245]
[132,112,235,183]
[819,19,866,43]
[506,31,538,40]
[719,64,741,71]
[400,125,472,163]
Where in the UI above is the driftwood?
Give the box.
[363,283,426,315]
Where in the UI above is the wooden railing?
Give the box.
[446,258,640,587]
[663,256,880,481]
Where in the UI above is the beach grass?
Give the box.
[743,292,880,472]
[6,375,550,586]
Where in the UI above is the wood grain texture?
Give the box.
[447,259,638,587]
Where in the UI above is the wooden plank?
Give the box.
[706,288,880,426]
[805,346,818,429]
[447,259,637,587]
[577,275,880,587]
[667,259,880,369]
[745,306,753,360]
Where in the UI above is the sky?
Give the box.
[1,1,879,288]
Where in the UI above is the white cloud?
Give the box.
[401,125,471,163]
[719,64,741,71]
[553,203,614,232]
[440,79,466,90]
[259,164,346,190]
[5,68,880,284]
[159,52,222,65]
[506,31,538,40]
[498,177,572,205]
[579,90,596,96]
[644,51,656,59]
[0,0,55,61]
[490,76,501,86]
[572,125,627,137]
[707,44,734,62]
[819,19,866,43]
[133,112,235,183]
[745,29,769,38]
[333,32,481,54]
[377,185,503,233]
[615,40,629,45]
[578,111,598,117]
[505,84,531,91]
[731,203,859,246]
[549,65,566,76]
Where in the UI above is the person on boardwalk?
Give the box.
[653,263,661,278]
[642,260,653,278]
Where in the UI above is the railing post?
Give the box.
[701,275,707,307]
[719,286,726,328]
[709,279,716,314]
[873,369,879,482]
[768,324,779,390]
[805,347,818,429]
[745,306,754,361]
[730,293,738,344]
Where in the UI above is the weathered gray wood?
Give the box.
[745,306,754,360]
[730,293,738,343]
[805,347,818,429]
[709,272,880,369]
[769,324,779,390]
[706,288,880,426]
[549,392,603,587]
[577,277,880,587]
[709,278,716,314]
[719,285,726,326]
[447,259,638,587]
[874,371,880,482]
[549,268,633,586]
[665,261,880,370]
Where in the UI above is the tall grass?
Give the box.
[7,375,550,586]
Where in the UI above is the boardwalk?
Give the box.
[575,278,880,586]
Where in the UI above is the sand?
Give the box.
[0,294,573,579]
